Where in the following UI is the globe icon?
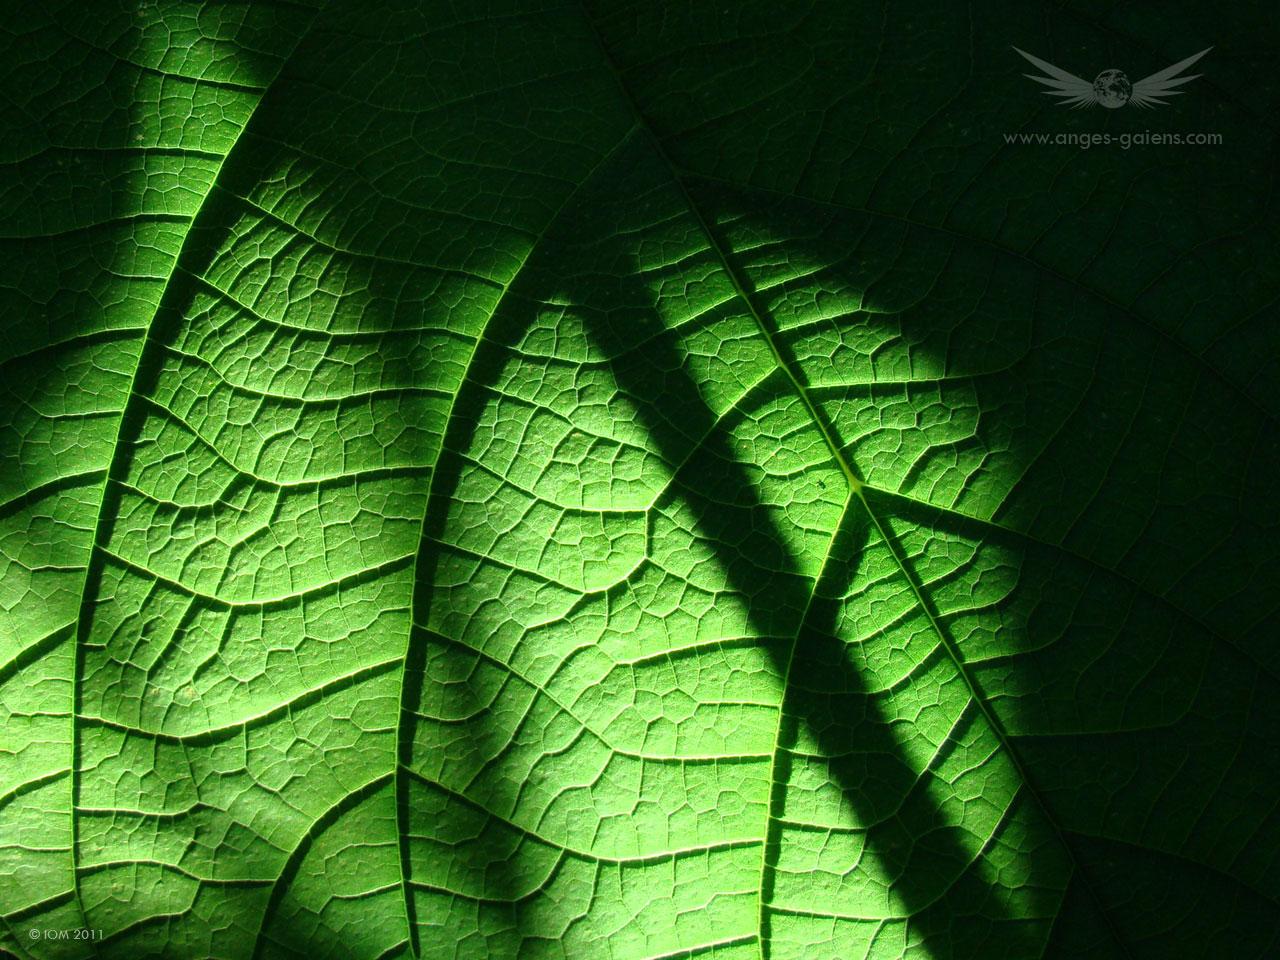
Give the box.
[1092,69,1132,108]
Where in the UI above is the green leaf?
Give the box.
[2,1,1277,959]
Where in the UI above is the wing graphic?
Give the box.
[1012,47,1097,108]
[1130,47,1212,107]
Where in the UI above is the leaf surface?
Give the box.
[2,2,1277,959]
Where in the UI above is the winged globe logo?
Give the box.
[1013,46,1212,108]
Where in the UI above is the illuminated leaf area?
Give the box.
[2,2,1277,959]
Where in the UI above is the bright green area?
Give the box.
[1,1,1277,959]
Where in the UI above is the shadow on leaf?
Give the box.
[402,133,1062,958]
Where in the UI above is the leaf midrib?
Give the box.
[573,3,1142,956]
[393,130,635,957]
[61,7,332,941]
